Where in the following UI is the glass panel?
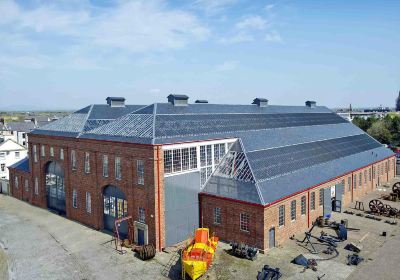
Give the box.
[172,149,181,172]
[109,197,115,217]
[104,196,110,215]
[117,198,124,218]
[123,200,128,217]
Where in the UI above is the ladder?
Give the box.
[161,249,181,278]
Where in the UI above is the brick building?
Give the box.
[8,96,396,251]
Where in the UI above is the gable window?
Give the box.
[14,176,19,189]
[60,149,64,160]
[290,200,296,221]
[84,152,90,173]
[139,207,145,223]
[319,188,324,206]
[240,213,250,232]
[34,177,39,195]
[137,160,144,185]
[24,179,29,191]
[301,196,306,215]
[71,150,76,170]
[214,207,221,225]
[15,151,20,159]
[41,145,45,157]
[86,192,91,213]
[278,205,285,226]
[33,145,38,163]
[310,192,315,210]
[72,189,77,208]
[115,157,121,180]
[50,147,54,157]
[102,155,109,177]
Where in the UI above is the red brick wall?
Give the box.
[23,134,165,250]
[9,168,31,203]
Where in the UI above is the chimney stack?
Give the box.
[167,94,189,106]
[305,101,317,108]
[106,97,126,107]
[252,98,269,107]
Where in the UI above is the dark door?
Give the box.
[334,183,344,213]
[138,229,145,245]
[323,188,332,216]
[269,228,275,249]
[103,185,128,237]
[45,162,65,214]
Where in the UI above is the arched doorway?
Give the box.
[45,161,65,213]
[103,185,128,237]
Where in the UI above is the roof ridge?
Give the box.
[77,104,94,138]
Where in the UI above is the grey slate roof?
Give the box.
[9,157,30,172]
[27,100,395,206]
[6,122,36,133]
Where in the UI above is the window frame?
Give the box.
[214,207,222,225]
[310,192,315,210]
[301,196,306,215]
[115,156,121,180]
[50,147,54,157]
[139,207,145,223]
[34,177,39,195]
[84,152,90,174]
[60,149,64,160]
[72,189,77,208]
[319,188,324,206]
[33,145,38,163]
[102,155,109,178]
[41,145,45,157]
[278,205,285,227]
[137,159,144,185]
[240,212,250,232]
[290,200,296,221]
[86,192,91,213]
[24,179,29,191]
[71,150,76,170]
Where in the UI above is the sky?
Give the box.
[0,0,399,111]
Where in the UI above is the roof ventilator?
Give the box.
[252,98,269,107]
[195,100,208,104]
[306,101,317,108]
[167,94,189,106]
[106,97,126,107]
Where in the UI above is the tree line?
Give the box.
[352,115,400,147]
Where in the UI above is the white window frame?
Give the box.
[86,192,91,213]
[71,150,76,170]
[139,207,145,223]
[115,157,121,180]
[84,152,90,173]
[102,155,109,177]
[240,213,250,232]
[214,207,221,225]
[50,147,54,157]
[137,159,144,185]
[60,149,64,160]
[34,177,39,195]
[41,145,45,157]
[33,145,38,163]
[72,189,77,208]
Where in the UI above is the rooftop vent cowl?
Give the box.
[195,100,208,104]
[167,94,189,106]
[252,98,269,107]
[305,101,317,108]
[106,97,126,107]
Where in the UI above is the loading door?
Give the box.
[334,182,344,212]
[323,188,332,216]
[165,172,200,247]
[103,185,128,237]
[269,228,275,249]
[45,161,65,214]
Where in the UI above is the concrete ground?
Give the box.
[1,178,400,280]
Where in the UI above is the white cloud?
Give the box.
[236,15,267,30]
[264,30,282,42]
[194,0,237,15]
[216,60,238,72]
[219,33,254,44]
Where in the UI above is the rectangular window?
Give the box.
[50,147,54,157]
[72,189,77,208]
[34,177,39,195]
[290,200,296,221]
[364,170,367,184]
[115,157,121,180]
[240,213,250,232]
[213,143,226,165]
[278,205,285,226]
[15,151,20,158]
[311,192,315,210]
[71,150,76,170]
[33,145,38,163]
[24,179,29,191]
[214,207,221,225]
[373,167,376,179]
[0,164,5,172]
[60,149,64,160]
[385,162,388,174]
[86,192,91,213]
[15,176,18,189]
[164,150,172,174]
[117,198,126,218]
[137,160,144,185]
[172,149,182,172]
[369,169,371,181]
[353,174,357,190]
[139,207,145,223]
[41,145,45,157]
[359,173,362,187]
[102,155,109,177]
[182,148,190,171]
[301,196,306,215]
[84,152,90,173]
[190,147,197,169]
[319,188,324,206]
[347,177,351,191]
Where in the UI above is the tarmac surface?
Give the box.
[1,178,400,280]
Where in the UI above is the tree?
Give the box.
[396,91,400,112]
[352,117,371,131]
[367,121,392,144]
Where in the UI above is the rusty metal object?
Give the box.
[392,182,400,195]
[369,199,384,214]
[368,199,399,217]
[135,244,156,261]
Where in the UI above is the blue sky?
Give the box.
[0,0,399,110]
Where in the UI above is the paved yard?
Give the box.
[1,179,400,280]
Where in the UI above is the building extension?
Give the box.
[9,96,396,251]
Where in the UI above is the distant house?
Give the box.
[0,139,28,180]
[1,121,36,148]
